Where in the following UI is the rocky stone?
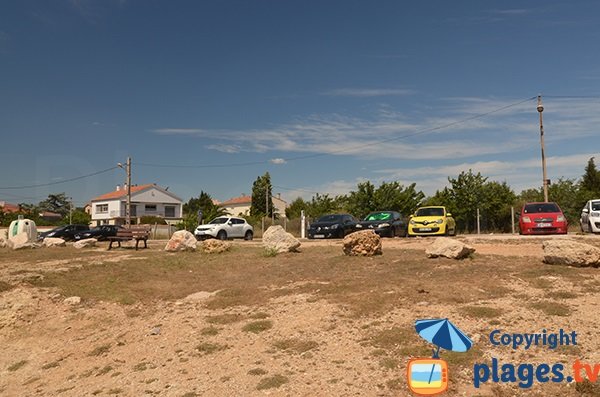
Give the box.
[426,238,475,259]
[183,290,221,302]
[543,239,600,267]
[200,239,232,254]
[262,225,301,253]
[73,238,97,249]
[7,232,38,250]
[63,296,81,305]
[43,237,66,247]
[342,230,382,256]
[0,237,6,248]
[165,230,197,252]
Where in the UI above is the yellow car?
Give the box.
[408,206,456,236]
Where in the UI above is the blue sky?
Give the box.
[1,1,599,207]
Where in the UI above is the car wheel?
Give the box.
[244,230,253,241]
[388,228,395,238]
[217,230,227,240]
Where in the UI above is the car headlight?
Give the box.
[436,219,444,224]
[48,232,55,237]
[557,215,565,222]
[591,212,600,217]
[410,220,416,225]
[378,223,390,228]
[522,216,531,223]
[331,224,339,229]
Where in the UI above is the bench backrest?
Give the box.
[124,226,150,238]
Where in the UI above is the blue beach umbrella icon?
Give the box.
[415,318,473,384]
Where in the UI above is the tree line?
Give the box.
[0,193,90,227]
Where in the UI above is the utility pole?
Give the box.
[69,197,72,225]
[118,157,132,227]
[537,95,549,202]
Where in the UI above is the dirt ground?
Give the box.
[1,235,600,397]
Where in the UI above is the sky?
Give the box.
[1,0,599,207]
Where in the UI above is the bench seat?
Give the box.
[107,226,150,250]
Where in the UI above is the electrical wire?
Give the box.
[135,96,537,169]
[0,166,119,190]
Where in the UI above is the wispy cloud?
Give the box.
[321,88,415,97]
[489,9,530,16]
[270,158,287,165]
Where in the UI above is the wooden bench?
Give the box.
[107,226,150,250]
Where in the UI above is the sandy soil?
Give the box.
[1,235,600,397]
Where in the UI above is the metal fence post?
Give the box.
[477,208,481,235]
[511,207,515,234]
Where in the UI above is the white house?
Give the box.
[90,184,183,226]
[220,193,287,218]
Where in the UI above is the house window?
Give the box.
[165,206,175,218]
[131,205,137,216]
[145,204,157,212]
[96,204,108,214]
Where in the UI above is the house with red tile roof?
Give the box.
[90,184,182,226]
[219,193,287,218]
[0,201,20,213]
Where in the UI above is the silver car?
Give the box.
[580,199,600,233]
[194,216,254,240]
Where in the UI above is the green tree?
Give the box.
[373,182,425,217]
[306,194,339,218]
[180,191,226,231]
[447,170,488,232]
[38,193,71,217]
[480,181,517,232]
[345,181,376,218]
[285,197,309,219]
[250,172,274,217]
[67,209,91,225]
[581,157,600,194]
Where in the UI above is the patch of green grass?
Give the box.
[96,365,113,376]
[532,301,572,316]
[248,368,268,376]
[8,360,28,372]
[273,338,318,354]
[88,344,111,356]
[256,374,289,390]
[196,342,229,354]
[459,305,503,319]
[200,326,220,336]
[242,320,273,334]
[205,313,245,324]
[249,311,270,319]
[546,290,578,299]
[0,281,13,292]
[133,362,150,372]
[379,357,399,370]
[262,248,279,257]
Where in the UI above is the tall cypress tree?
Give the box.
[250,172,273,217]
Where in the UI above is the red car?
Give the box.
[519,202,568,235]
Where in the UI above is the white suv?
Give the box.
[580,199,600,233]
[194,216,254,241]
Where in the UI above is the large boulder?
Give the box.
[165,230,197,252]
[7,232,38,250]
[263,225,301,253]
[73,238,97,249]
[43,237,66,247]
[543,240,600,267]
[200,239,232,254]
[342,230,382,256]
[426,238,475,259]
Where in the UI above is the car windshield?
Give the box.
[592,201,600,211]
[415,207,444,217]
[209,218,229,224]
[317,215,344,222]
[365,212,392,221]
[524,203,560,213]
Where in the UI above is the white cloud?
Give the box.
[270,158,287,164]
[321,88,415,97]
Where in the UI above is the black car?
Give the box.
[74,225,124,241]
[355,211,408,237]
[307,214,358,239]
[38,224,90,241]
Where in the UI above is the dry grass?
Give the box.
[272,338,319,354]
[256,374,289,390]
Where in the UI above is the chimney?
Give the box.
[277,193,281,199]
[116,185,121,191]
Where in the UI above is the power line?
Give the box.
[0,166,119,190]
[135,96,537,169]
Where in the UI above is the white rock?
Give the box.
[63,296,81,305]
[342,230,382,256]
[7,232,38,250]
[426,238,475,259]
[262,225,301,253]
[164,230,197,252]
[73,238,97,249]
[543,239,600,267]
[43,237,66,247]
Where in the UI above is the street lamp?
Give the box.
[117,157,132,227]
[537,95,549,203]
